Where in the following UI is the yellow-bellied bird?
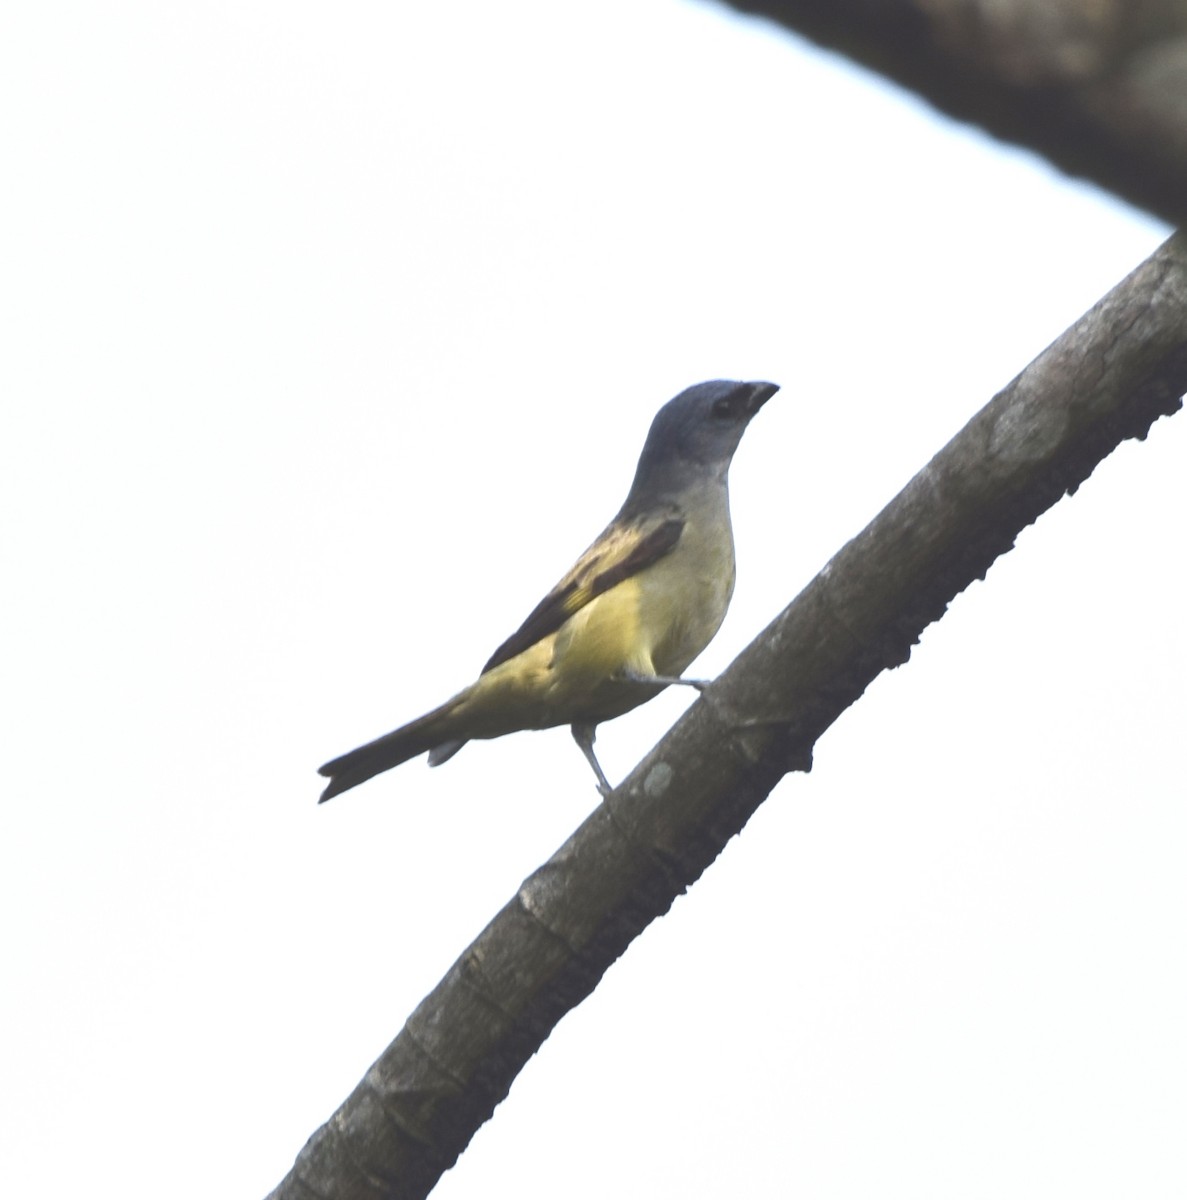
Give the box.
[318,379,778,801]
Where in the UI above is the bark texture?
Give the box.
[267,236,1187,1200]
[727,0,1187,227]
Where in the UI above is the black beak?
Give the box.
[743,380,779,415]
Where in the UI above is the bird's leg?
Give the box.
[571,722,613,797]
[617,667,710,691]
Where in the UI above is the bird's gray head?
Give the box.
[625,380,779,505]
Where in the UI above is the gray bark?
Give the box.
[726,0,1187,228]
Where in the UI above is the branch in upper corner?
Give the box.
[727,0,1187,229]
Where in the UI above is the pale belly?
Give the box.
[452,507,736,733]
[547,512,736,722]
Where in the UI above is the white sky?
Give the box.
[3,3,1183,1198]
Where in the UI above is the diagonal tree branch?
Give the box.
[267,232,1187,1200]
[724,0,1187,228]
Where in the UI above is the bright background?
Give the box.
[3,3,1183,1197]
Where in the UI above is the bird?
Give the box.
[318,378,778,802]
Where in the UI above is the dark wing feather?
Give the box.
[481,516,684,673]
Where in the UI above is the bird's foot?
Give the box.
[617,668,710,692]
[572,722,614,796]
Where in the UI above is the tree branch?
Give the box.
[267,232,1187,1200]
[725,0,1187,228]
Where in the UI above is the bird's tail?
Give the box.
[317,695,469,802]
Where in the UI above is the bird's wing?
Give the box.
[481,514,684,673]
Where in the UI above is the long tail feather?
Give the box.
[317,696,466,802]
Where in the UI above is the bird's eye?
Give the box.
[712,397,734,418]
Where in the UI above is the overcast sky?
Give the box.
[3,3,1183,1198]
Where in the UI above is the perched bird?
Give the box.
[318,378,778,802]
